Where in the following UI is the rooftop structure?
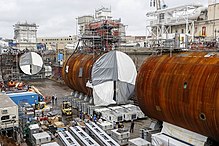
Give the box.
[77,7,125,52]
[37,36,77,50]
[145,0,219,50]
[14,22,38,51]
[95,7,112,20]
[146,4,207,41]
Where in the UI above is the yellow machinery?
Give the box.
[61,101,72,116]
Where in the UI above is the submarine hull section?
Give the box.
[136,52,219,141]
[62,53,99,95]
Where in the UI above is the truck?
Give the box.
[61,101,72,116]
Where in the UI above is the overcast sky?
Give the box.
[0,0,208,39]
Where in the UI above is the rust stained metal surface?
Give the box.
[62,53,100,95]
[136,52,219,141]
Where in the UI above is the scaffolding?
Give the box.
[80,19,122,53]
[146,4,207,50]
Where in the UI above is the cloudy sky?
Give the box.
[0,0,208,39]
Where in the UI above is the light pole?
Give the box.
[75,17,78,40]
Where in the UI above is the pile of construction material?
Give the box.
[111,128,130,145]
[140,120,161,142]
[97,120,114,135]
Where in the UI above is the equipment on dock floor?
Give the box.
[140,120,162,142]
[109,106,137,121]
[111,128,130,145]
[85,121,120,146]
[69,126,100,146]
[58,130,80,146]
[61,101,72,116]
[97,120,114,135]
[32,132,51,145]
[94,107,124,123]
[121,104,146,119]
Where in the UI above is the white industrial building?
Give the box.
[146,0,219,48]
[37,36,77,50]
[14,22,38,51]
[0,94,18,129]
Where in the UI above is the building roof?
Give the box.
[0,93,17,108]
[7,91,38,97]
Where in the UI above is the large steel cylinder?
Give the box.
[62,53,100,95]
[136,52,219,141]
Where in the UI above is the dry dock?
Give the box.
[25,79,151,145]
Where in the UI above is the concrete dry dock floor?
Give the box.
[25,79,151,145]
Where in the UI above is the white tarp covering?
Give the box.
[91,50,137,106]
[93,81,116,106]
[152,133,191,146]
[161,122,207,146]
[19,52,43,75]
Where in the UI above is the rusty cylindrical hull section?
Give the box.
[136,52,219,141]
[62,53,99,95]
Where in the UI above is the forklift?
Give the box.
[61,101,72,116]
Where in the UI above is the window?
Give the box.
[79,67,83,77]
[202,26,206,36]
[159,13,165,19]
[1,115,10,121]
[2,109,8,114]
[184,82,188,89]
[199,113,206,120]
[181,29,184,33]
[131,114,137,119]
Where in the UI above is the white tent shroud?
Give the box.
[19,52,43,75]
[91,50,137,106]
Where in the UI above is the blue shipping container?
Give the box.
[7,92,40,105]
[58,53,63,61]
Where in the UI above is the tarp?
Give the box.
[91,50,137,106]
[152,133,192,146]
[19,52,43,75]
[160,122,207,146]
[93,81,115,106]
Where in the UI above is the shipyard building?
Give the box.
[146,0,219,49]
[14,22,38,51]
